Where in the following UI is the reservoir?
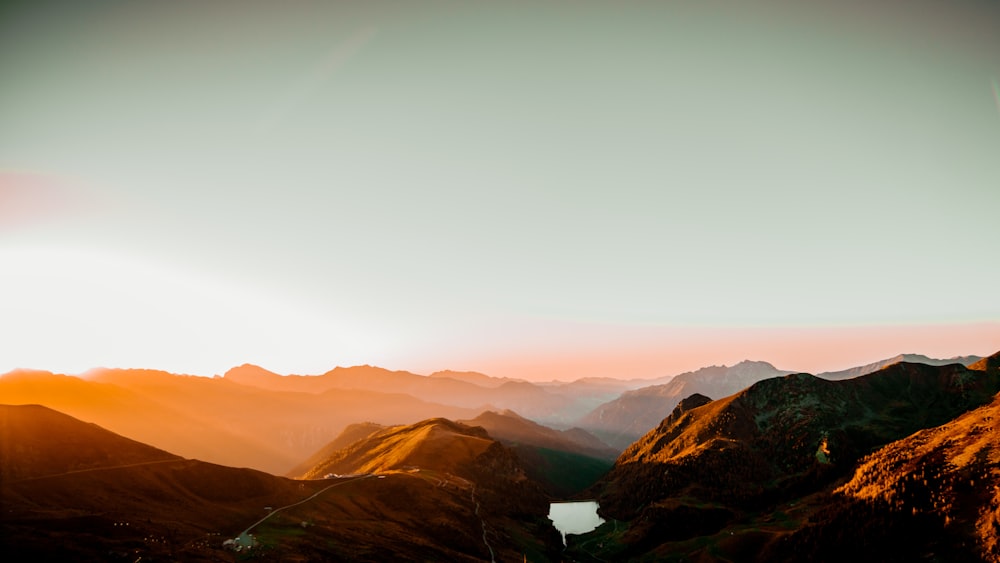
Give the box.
[548,501,605,545]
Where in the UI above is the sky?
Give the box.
[2,0,999,381]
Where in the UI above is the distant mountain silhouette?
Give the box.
[224,364,595,425]
[428,369,526,387]
[577,360,790,449]
[817,353,982,380]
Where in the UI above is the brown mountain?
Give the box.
[296,417,562,559]
[458,410,617,496]
[587,357,1000,560]
[578,360,790,449]
[0,404,341,561]
[284,421,386,478]
[0,403,178,481]
[0,405,563,562]
[759,354,1000,563]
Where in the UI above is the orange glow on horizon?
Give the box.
[432,322,1000,381]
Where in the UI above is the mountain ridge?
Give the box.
[587,355,1000,559]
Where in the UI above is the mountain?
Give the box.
[428,369,525,387]
[225,364,488,401]
[224,363,590,425]
[458,410,617,496]
[577,360,790,449]
[0,370,288,471]
[0,404,341,561]
[1,368,479,475]
[760,354,1000,563]
[284,422,386,478]
[295,417,562,559]
[0,403,179,481]
[586,358,1000,560]
[817,353,982,380]
[0,405,563,562]
[299,418,498,478]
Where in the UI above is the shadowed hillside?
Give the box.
[0,404,178,481]
[758,354,1000,563]
[587,358,1000,559]
[0,406,564,562]
[297,417,563,559]
[458,410,616,497]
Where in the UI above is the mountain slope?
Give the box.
[0,404,338,561]
[0,406,563,562]
[578,360,790,449]
[284,422,386,478]
[602,361,1000,514]
[832,390,1000,562]
[759,354,1000,563]
[587,358,1000,560]
[300,418,497,478]
[296,417,562,559]
[458,410,616,496]
[0,404,179,481]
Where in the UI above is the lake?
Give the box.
[548,501,605,545]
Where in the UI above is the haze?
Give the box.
[2,0,998,380]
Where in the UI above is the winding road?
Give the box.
[234,474,373,548]
[471,486,496,563]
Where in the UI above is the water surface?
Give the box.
[548,501,605,545]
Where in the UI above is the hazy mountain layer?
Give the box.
[0,369,478,475]
[817,353,982,380]
[577,360,790,449]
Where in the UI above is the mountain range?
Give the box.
[581,352,1000,561]
[3,351,998,561]
[0,405,561,562]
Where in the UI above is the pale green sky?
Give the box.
[2,0,999,378]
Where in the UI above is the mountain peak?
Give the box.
[300,417,498,479]
[223,363,281,379]
[968,350,1000,372]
